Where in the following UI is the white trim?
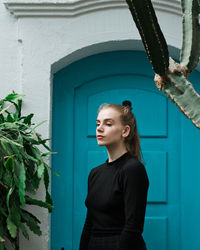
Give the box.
[4,0,181,18]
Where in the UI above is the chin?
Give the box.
[97,140,106,146]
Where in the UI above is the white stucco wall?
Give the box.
[0,0,19,97]
[0,0,192,249]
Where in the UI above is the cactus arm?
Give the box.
[155,57,200,129]
[125,0,169,76]
[180,0,200,74]
[125,0,200,129]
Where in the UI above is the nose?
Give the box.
[97,123,104,131]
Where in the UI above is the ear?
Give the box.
[122,125,130,138]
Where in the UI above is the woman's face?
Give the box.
[96,107,129,147]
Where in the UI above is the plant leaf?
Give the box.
[30,147,42,162]
[25,196,54,210]
[43,166,49,191]
[23,114,34,125]
[3,171,12,187]
[21,209,41,224]
[36,134,52,151]
[12,99,22,120]
[0,122,18,130]
[32,120,47,130]
[41,151,55,157]
[22,135,39,145]
[6,215,17,238]
[6,114,14,123]
[17,133,23,145]
[4,157,14,172]
[37,162,45,179]
[1,136,23,148]
[19,223,29,239]
[10,202,21,227]
[20,150,38,163]
[25,171,40,193]
[8,143,23,162]
[4,93,23,102]
[0,114,5,123]
[45,163,60,177]
[20,211,41,236]
[18,162,26,206]
[45,191,53,213]
[6,186,14,212]
[0,140,13,156]
[0,99,4,109]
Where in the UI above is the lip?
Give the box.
[97,136,105,139]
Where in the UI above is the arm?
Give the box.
[117,161,149,250]
[79,209,93,250]
[79,169,93,250]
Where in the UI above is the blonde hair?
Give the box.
[97,102,144,164]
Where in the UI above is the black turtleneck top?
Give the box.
[79,151,149,250]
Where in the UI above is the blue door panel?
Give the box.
[73,72,180,250]
[144,217,168,250]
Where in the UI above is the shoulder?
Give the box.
[121,156,149,185]
[88,162,106,178]
[122,156,145,172]
[91,162,105,172]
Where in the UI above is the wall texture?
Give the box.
[0,0,19,97]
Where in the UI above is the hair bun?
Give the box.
[122,100,132,110]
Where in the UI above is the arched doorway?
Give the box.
[51,50,200,250]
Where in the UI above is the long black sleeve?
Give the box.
[79,209,93,250]
[79,170,93,250]
[117,162,149,250]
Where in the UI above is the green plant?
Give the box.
[0,92,57,250]
[126,0,200,129]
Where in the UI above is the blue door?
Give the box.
[51,50,200,250]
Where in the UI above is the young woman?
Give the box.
[79,101,149,250]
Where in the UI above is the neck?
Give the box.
[106,143,128,162]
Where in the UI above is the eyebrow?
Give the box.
[96,118,114,122]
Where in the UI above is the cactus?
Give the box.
[180,0,200,74]
[155,57,200,128]
[126,0,169,76]
[126,0,200,129]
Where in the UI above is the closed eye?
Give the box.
[96,123,112,126]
